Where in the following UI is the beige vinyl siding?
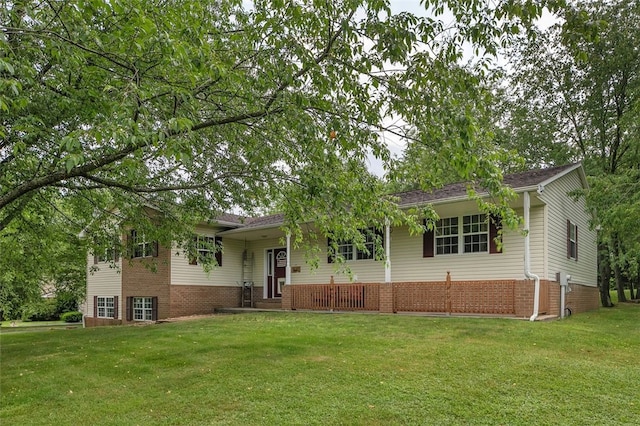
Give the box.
[289,236,386,284]
[265,201,545,285]
[390,204,544,282]
[539,170,597,286]
[85,252,122,318]
[170,226,244,286]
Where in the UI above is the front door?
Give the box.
[266,248,287,298]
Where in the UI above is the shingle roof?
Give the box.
[242,213,285,228]
[214,213,247,224]
[395,163,578,207]
[218,164,581,230]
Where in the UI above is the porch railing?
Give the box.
[290,283,380,311]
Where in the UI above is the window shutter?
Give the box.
[152,241,159,257]
[215,236,223,267]
[128,230,134,259]
[113,296,119,319]
[113,240,120,262]
[126,297,132,321]
[566,219,571,259]
[189,236,198,265]
[93,296,98,318]
[151,297,158,321]
[575,226,578,261]
[327,237,334,263]
[489,215,502,254]
[423,220,434,258]
[93,254,98,264]
[376,228,384,255]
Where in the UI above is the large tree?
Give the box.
[1,0,553,307]
[498,0,640,305]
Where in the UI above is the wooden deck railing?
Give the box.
[290,283,380,311]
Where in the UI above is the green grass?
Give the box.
[1,306,639,425]
[1,320,67,328]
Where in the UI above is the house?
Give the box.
[84,163,599,326]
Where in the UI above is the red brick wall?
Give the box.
[281,285,291,310]
[84,317,122,327]
[170,285,241,317]
[379,283,394,313]
[121,244,171,322]
[566,283,600,314]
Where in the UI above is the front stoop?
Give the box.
[254,299,282,310]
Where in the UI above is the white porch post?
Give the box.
[285,232,291,285]
[384,220,391,283]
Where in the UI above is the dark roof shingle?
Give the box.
[395,163,578,207]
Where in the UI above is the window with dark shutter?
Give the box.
[489,215,502,254]
[327,237,334,263]
[151,297,158,321]
[113,296,119,320]
[423,219,435,258]
[567,220,578,260]
[126,297,133,321]
[327,229,382,262]
[215,236,223,266]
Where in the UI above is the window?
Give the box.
[328,229,383,263]
[463,214,488,253]
[126,296,157,321]
[92,237,119,264]
[189,235,223,266]
[96,247,117,263]
[435,217,459,255]
[567,220,578,260]
[133,297,153,321]
[130,230,157,258]
[94,296,118,319]
[424,214,500,258]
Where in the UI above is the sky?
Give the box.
[364,1,560,177]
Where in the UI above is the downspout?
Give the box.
[285,233,291,286]
[384,219,391,283]
[524,191,540,321]
[560,278,566,319]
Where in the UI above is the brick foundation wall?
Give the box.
[379,283,394,313]
[170,285,241,317]
[281,285,291,310]
[566,283,599,314]
[84,317,122,327]
[121,244,171,322]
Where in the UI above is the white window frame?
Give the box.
[133,297,153,321]
[435,217,459,255]
[333,229,379,262]
[97,296,115,319]
[462,214,488,253]
[131,230,153,258]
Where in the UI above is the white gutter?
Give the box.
[524,191,540,321]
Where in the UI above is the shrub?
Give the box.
[61,311,83,323]
[21,299,59,321]
[55,290,79,315]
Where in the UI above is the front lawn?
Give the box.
[1,306,638,425]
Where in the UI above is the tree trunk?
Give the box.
[598,242,613,307]
[611,235,627,303]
